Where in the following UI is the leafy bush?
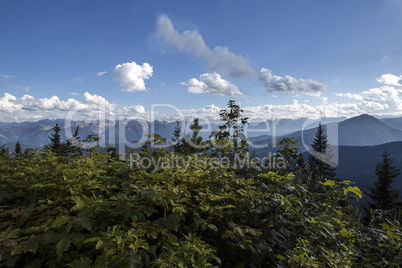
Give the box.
[1,142,401,267]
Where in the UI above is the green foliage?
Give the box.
[0,144,10,160]
[210,100,249,160]
[1,104,401,266]
[1,140,401,267]
[106,144,119,161]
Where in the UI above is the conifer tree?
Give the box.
[49,123,62,155]
[171,121,184,153]
[14,141,22,154]
[183,118,206,154]
[308,122,336,180]
[64,126,82,156]
[210,100,249,158]
[366,150,401,212]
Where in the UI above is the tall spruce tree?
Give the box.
[183,118,205,154]
[64,126,82,156]
[49,123,62,155]
[171,121,184,153]
[366,150,401,212]
[308,122,336,180]
[14,141,22,154]
[210,100,249,158]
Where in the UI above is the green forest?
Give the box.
[1,101,402,267]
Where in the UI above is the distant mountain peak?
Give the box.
[355,114,375,119]
[343,114,379,124]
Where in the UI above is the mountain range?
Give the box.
[2,114,402,204]
[1,114,402,153]
[250,114,402,157]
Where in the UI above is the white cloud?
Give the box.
[119,105,146,115]
[113,61,153,92]
[11,85,30,92]
[19,95,82,111]
[362,86,402,111]
[181,72,245,97]
[73,77,84,83]
[0,93,85,122]
[335,73,402,117]
[157,15,254,78]
[376,73,402,86]
[82,92,116,110]
[2,73,402,122]
[0,92,147,122]
[0,74,16,80]
[166,104,222,122]
[258,68,326,96]
[97,71,107,77]
[381,55,391,64]
[336,92,363,101]
[0,93,20,114]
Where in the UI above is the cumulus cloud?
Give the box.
[181,72,245,97]
[376,73,402,86]
[0,92,147,122]
[168,100,337,122]
[336,92,363,101]
[119,105,146,115]
[20,95,82,111]
[335,73,402,117]
[83,92,117,111]
[258,68,326,96]
[362,86,402,111]
[0,93,83,122]
[113,61,153,92]
[157,15,254,78]
[2,72,402,122]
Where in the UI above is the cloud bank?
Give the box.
[336,73,402,116]
[157,15,254,78]
[0,92,145,122]
[1,73,402,122]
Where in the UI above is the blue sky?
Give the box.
[1,0,402,122]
